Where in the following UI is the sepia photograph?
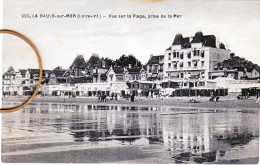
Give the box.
[1,0,260,163]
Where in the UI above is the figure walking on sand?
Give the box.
[256,94,260,104]
[131,93,135,102]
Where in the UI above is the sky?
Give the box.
[2,0,260,71]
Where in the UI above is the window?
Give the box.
[168,63,171,68]
[194,62,198,67]
[173,51,176,58]
[193,50,197,56]
[177,52,179,58]
[160,65,163,72]
[188,62,191,68]
[197,50,200,56]
[109,75,113,81]
[174,63,178,69]
[168,53,171,60]
[180,53,183,59]
[199,82,205,86]
[201,51,205,58]
[187,52,191,59]
[154,65,158,72]
[180,62,183,68]
[201,72,205,78]
[180,73,184,78]
[201,61,205,67]
[148,65,152,73]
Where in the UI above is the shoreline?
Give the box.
[3,96,260,110]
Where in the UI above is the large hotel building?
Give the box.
[164,31,230,89]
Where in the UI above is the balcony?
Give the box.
[166,66,206,71]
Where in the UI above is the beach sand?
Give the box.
[3,96,260,110]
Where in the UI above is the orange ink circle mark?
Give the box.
[0,29,43,113]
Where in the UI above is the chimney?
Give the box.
[216,37,220,48]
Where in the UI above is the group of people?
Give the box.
[98,92,136,102]
[98,92,119,102]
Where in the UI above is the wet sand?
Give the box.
[3,96,260,110]
[2,97,259,163]
[2,143,258,164]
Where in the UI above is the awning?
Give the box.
[170,72,179,76]
[190,71,200,76]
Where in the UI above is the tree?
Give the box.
[115,54,142,67]
[103,57,115,67]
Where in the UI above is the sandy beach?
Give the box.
[2,95,259,163]
[3,95,260,110]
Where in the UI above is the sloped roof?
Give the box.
[165,47,171,51]
[147,55,164,65]
[202,35,216,48]
[191,32,216,47]
[191,31,204,43]
[7,66,15,72]
[128,66,142,73]
[51,69,66,77]
[28,69,39,78]
[246,68,254,72]
[4,66,16,75]
[19,69,27,75]
[172,34,184,45]
[170,31,216,48]
[182,37,191,48]
[62,70,72,77]
[143,65,147,71]
[70,55,86,69]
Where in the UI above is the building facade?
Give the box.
[163,31,231,89]
[146,55,164,81]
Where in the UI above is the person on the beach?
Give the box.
[98,94,101,102]
[111,92,114,100]
[115,93,118,101]
[256,94,260,104]
[104,94,107,102]
[197,95,200,103]
[131,93,135,102]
